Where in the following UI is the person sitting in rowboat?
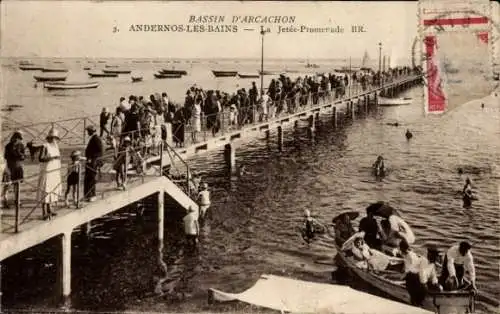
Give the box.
[399,239,425,306]
[439,242,477,292]
[359,208,382,250]
[419,245,443,294]
[351,237,374,270]
[334,214,356,246]
[379,219,402,256]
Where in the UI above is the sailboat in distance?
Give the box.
[360,50,371,70]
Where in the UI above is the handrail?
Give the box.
[1,74,421,233]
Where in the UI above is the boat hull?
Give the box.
[44,82,99,90]
[19,65,43,71]
[41,68,69,73]
[160,69,187,75]
[154,73,182,79]
[335,244,475,313]
[212,70,238,77]
[238,73,260,78]
[131,77,143,82]
[34,75,67,82]
[102,69,131,74]
[88,72,118,78]
[377,97,412,106]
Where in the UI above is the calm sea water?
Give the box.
[1,58,499,313]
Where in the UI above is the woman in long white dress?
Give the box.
[37,128,62,220]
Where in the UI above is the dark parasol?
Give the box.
[365,201,400,218]
[331,211,360,224]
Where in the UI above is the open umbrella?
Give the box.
[366,202,399,218]
[331,211,359,224]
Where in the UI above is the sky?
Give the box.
[2,1,419,61]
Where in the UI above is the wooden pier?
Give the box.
[0,73,422,306]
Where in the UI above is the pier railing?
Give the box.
[0,132,199,233]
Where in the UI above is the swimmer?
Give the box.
[386,122,400,127]
[462,177,474,209]
[405,129,413,140]
[373,156,385,177]
[481,103,484,109]
[301,209,325,245]
[457,168,464,175]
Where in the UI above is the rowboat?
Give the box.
[332,206,475,314]
[259,70,276,76]
[212,70,238,77]
[41,67,69,73]
[238,72,260,78]
[154,73,182,79]
[33,74,67,82]
[19,61,32,65]
[83,66,92,70]
[19,64,43,71]
[131,76,143,82]
[88,71,118,78]
[102,68,131,74]
[377,97,412,106]
[44,82,99,90]
[105,64,119,68]
[160,69,188,75]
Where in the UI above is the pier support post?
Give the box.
[265,129,270,141]
[374,93,378,108]
[277,125,283,152]
[57,232,72,307]
[350,101,355,120]
[81,222,91,237]
[332,106,337,129]
[307,115,315,140]
[364,96,369,114]
[158,191,164,242]
[224,144,236,173]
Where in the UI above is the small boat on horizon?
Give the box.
[44,81,99,90]
[377,97,412,106]
[42,67,69,73]
[88,71,118,78]
[19,64,43,71]
[131,76,143,82]
[212,70,238,77]
[105,64,119,68]
[83,66,92,70]
[34,74,67,82]
[238,72,260,79]
[102,68,131,74]
[160,69,188,75]
[154,73,182,79]
[19,61,33,65]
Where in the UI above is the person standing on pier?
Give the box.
[191,99,202,144]
[99,107,111,138]
[84,125,104,202]
[37,128,62,220]
[2,131,26,209]
[462,177,474,209]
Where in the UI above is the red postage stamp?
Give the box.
[418,0,498,114]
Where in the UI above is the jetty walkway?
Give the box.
[0,73,422,305]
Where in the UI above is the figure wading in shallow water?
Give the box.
[300,209,326,245]
[372,155,385,178]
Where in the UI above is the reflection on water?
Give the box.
[2,83,499,313]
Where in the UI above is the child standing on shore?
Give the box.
[64,150,83,207]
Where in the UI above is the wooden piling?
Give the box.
[277,125,283,152]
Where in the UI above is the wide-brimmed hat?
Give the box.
[46,128,60,140]
[71,150,81,159]
[123,136,131,143]
[86,125,96,133]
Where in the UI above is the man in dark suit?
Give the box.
[84,125,104,202]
